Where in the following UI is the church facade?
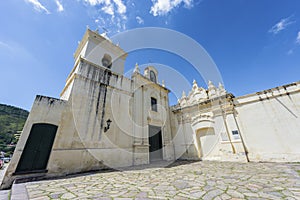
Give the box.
[1,29,300,188]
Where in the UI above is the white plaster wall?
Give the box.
[235,88,300,162]
[171,101,249,162]
[12,96,66,156]
[172,121,197,160]
[130,73,175,163]
[197,128,219,158]
[85,40,125,75]
[142,81,175,161]
[75,42,88,64]
[1,96,67,189]
[48,78,135,174]
[60,80,74,101]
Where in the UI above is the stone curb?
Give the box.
[11,182,29,200]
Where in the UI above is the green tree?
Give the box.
[0,104,29,157]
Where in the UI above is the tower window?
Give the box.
[151,97,157,112]
[102,53,112,69]
[150,70,156,83]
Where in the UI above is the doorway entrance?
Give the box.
[148,125,163,162]
[15,123,58,174]
[194,127,216,159]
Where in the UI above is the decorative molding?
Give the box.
[177,80,227,109]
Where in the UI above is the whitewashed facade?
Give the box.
[1,29,299,189]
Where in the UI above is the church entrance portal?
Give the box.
[15,123,58,174]
[148,125,163,162]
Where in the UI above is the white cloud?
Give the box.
[269,16,294,34]
[113,0,126,14]
[183,0,193,8]
[25,0,50,14]
[296,31,300,44]
[102,3,114,15]
[84,0,126,16]
[136,16,144,24]
[84,0,127,33]
[55,0,64,12]
[84,0,107,6]
[150,0,193,16]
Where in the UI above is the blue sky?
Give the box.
[0,0,300,110]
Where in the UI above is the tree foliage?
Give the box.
[0,104,29,156]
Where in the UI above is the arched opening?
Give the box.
[150,70,156,83]
[15,123,58,174]
[101,53,112,69]
[194,127,216,159]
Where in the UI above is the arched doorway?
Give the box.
[15,123,58,173]
[194,127,216,159]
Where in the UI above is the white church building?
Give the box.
[1,29,300,189]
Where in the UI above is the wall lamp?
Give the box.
[104,119,112,132]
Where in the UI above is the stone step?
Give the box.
[10,182,29,200]
[0,189,10,200]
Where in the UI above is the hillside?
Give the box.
[0,104,29,157]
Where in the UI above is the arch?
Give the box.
[194,127,216,159]
[101,53,112,69]
[15,123,58,173]
[196,127,215,136]
[150,70,157,83]
[144,66,158,83]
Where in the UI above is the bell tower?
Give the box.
[73,28,127,75]
[61,29,128,100]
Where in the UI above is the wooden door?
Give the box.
[15,123,57,173]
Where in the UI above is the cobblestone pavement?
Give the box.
[20,161,300,199]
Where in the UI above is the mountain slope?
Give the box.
[0,104,29,156]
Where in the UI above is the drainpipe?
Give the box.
[220,105,236,154]
[132,82,136,166]
[141,85,144,145]
[231,99,250,162]
[181,110,188,156]
[170,109,176,161]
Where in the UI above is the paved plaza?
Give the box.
[6,161,300,199]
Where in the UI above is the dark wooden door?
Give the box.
[15,123,57,173]
[149,125,163,162]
